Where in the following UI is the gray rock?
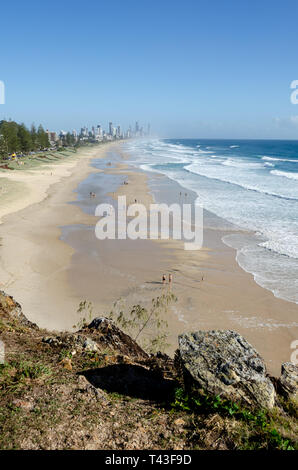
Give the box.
[83,338,99,352]
[88,317,110,330]
[278,362,298,401]
[42,336,62,346]
[77,375,109,402]
[177,330,276,409]
[84,317,149,360]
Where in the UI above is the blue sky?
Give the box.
[1,0,298,138]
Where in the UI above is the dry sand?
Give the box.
[0,144,114,329]
[0,143,297,375]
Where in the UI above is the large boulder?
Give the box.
[177,330,276,409]
[277,363,298,401]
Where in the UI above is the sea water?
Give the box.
[124,138,298,305]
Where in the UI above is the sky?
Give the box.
[1,0,298,139]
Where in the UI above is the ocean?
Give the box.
[124,138,298,305]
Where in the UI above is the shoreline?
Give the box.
[0,143,297,375]
[63,147,298,375]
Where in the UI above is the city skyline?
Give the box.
[45,120,151,147]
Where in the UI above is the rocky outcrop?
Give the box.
[42,334,98,353]
[176,330,276,409]
[2,289,296,414]
[277,363,298,401]
[0,291,38,329]
[82,317,149,361]
[42,318,149,361]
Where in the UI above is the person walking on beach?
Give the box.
[169,274,173,285]
[162,275,166,285]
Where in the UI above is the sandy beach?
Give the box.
[0,143,297,376]
[0,144,114,329]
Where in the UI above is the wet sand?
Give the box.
[0,143,297,375]
[64,149,298,376]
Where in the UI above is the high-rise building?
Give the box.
[80,127,88,137]
[46,130,58,146]
[109,122,113,136]
[96,125,102,137]
[135,121,139,134]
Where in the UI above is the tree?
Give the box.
[37,124,50,149]
[0,120,19,154]
[30,123,37,150]
[18,123,32,153]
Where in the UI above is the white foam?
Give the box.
[185,163,298,200]
[271,170,298,180]
[262,156,298,162]
[125,139,298,305]
[222,159,264,169]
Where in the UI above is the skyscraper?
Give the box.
[97,125,102,137]
[80,127,88,137]
[109,122,113,136]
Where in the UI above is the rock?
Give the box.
[174,418,186,427]
[84,317,149,360]
[77,375,109,402]
[277,362,298,401]
[83,338,99,352]
[0,291,38,329]
[42,336,63,347]
[12,399,34,411]
[60,358,72,371]
[87,317,111,330]
[43,334,97,352]
[177,330,276,409]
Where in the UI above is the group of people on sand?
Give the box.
[162,274,173,285]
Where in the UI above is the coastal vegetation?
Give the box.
[0,120,50,158]
[0,290,297,450]
[76,292,177,354]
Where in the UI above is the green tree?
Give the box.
[30,123,37,150]
[17,123,32,153]
[37,124,50,149]
[0,120,20,154]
